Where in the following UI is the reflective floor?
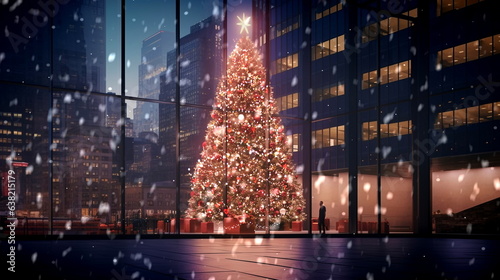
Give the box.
[4,236,500,279]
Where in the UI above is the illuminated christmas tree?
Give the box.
[186,20,306,229]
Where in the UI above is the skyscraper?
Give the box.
[134,31,173,136]
[159,16,223,205]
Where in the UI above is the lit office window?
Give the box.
[314,3,343,20]
[313,83,345,102]
[436,34,499,68]
[271,53,299,75]
[362,60,411,90]
[274,16,300,39]
[312,125,345,149]
[312,35,345,61]
[361,9,417,43]
[434,101,500,130]
[287,133,300,152]
[277,93,299,111]
[436,0,485,16]
[362,120,412,140]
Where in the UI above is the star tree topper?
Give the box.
[237,13,251,34]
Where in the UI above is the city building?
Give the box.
[253,0,500,234]
[134,31,173,136]
[159,16,223,192]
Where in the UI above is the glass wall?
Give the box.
[0,86,51,235]
[1,0,498,236]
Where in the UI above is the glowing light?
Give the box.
[237,13,251,34]
[363,182,371,192]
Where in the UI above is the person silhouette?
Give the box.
[318,201,326,234]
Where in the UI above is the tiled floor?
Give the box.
[3,235,500,279]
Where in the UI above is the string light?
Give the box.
[185,35,306,230]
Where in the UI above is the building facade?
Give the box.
[253,0,500,234]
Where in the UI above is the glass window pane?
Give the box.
[293,134,300,152]
[467,41,479,61]
[454,0,466,9]
[126,1,175,101]
[400,121,411,135]
[380,66,389,84]
[0,4,51,87]
[388,17,399,34]
[293,93,299,108]
[0,85,51,234]
[329,37,338,53]
[282,97,287,110]
[379,19,390,35]
[315,130,322,148]
[442,48,454,67]
[494,102,500,120]
[454,44,466,64]
[362,122,369,140]
[323,128,330,147]
[287,94,294,108]
[388,64,398,82]
[329,127,337,146]
[436,50,443,67]
[338,125,345,144]
[479,36,493,58]
[467,106,479,124]
[338,35,345,52]
[434,113,443,130]
[494,35,500,55]
[479,103,493,122]
[388,123,398,137]
[380,123,389,138]
[369,121,377,140]
[328,85,336,98]
[53,91,121,234]
[442,0,453,13]
[409,8,418,18]
[313,45,322,60]
[454,108,466,126]
[369,70,378,87]
[399,18,409,30]
[442,111,454,128]
[362,73,370,90]
[338,84,345,96]
[323,40,331,56]
[398,61,410,80]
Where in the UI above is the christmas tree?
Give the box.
[186,34,306,230]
